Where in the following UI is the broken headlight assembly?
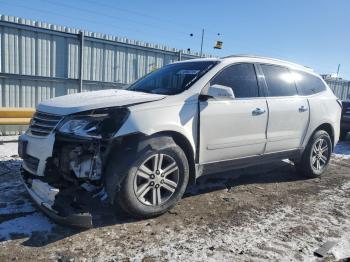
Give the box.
[58,107,129,139]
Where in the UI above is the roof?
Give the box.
[221,54,313,72]
[173,54,313,73]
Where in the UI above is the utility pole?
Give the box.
[200,29,204,57]
[336,64,341,78]
[178,50,182,61]
[78,31,84,93]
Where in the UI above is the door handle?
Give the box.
[299,106,308,112]
[252,108,266,116]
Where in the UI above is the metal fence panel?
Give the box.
[0,15,207,134]
[0,77,77,108]
[324,78,350,100]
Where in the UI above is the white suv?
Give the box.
[19,55,342,227]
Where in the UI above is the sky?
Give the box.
[1,0,350,79]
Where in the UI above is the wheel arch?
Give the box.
[306,123,335,150]
[104,130,196,204]
[152,130,196,186]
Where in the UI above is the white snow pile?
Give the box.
[333,141,350,159]
[0,142,18,159]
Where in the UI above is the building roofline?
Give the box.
[0,14,214,58]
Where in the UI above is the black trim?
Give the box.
[201,62,265,98]
[36,200,92,228]
[341,122,350,130]
[198,149,302,177]
[196,97,201,164]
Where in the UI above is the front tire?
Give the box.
[296,130,332,178]
[110,136,189,218]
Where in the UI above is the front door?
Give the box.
[199,63,268,164]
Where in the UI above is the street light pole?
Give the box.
[336,64,341,78]
[200,29,204,57]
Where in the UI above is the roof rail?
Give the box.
[221,54,313,71]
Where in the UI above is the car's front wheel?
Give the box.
[109,136,189,218]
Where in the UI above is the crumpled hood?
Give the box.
[37,89,166,115]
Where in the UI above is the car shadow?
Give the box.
[0,158,308,248]
[184,160,307,197]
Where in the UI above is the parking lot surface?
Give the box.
[0,138,350,261]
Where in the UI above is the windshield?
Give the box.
[127,61,218,95]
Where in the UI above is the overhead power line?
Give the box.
[39,0,191,37]
[0,1,199,49]
[82,0,223,36]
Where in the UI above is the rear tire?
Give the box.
[339,129,348,141]
[108,136,189,219]
[295,130,332,178]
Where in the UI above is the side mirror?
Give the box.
[201,84,235,100]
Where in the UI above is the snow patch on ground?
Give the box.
[0,137,350,260]
[333,141,350,159]
[0,140,54,241]
[0,142,19,158]
[0,213,54,241]
[100,179,350,261]
[0,135,19,143]
[0,179,35,215]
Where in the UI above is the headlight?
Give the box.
[59,119,91,134]
[58,108,129,139]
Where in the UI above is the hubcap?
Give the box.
[311,138,329,171]
[133,153,179,206]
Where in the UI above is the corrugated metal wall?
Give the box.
[324,78,350,100]
[0,15,205,134]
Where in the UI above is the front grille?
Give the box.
[23,155,39,173]
[29,111,63,136]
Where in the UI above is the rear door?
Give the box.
[199,63,268,163]
[259,64,309,153]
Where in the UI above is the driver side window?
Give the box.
[211,63,259,98]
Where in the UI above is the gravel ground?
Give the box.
[0,138,350,261]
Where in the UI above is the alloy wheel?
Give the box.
[133,153,179,206]
[311,138,329,172]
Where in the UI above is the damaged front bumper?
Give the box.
[21,168,94,228]
[18,110,129,227]
[18,127,110,228]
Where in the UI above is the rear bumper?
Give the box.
[20,168,93,228]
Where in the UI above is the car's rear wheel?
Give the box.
[109,136,189,218]
[295,130,332,178]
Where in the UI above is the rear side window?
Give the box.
[292,71,327,95]
[261,64,298,97]
[210,63,259,98]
